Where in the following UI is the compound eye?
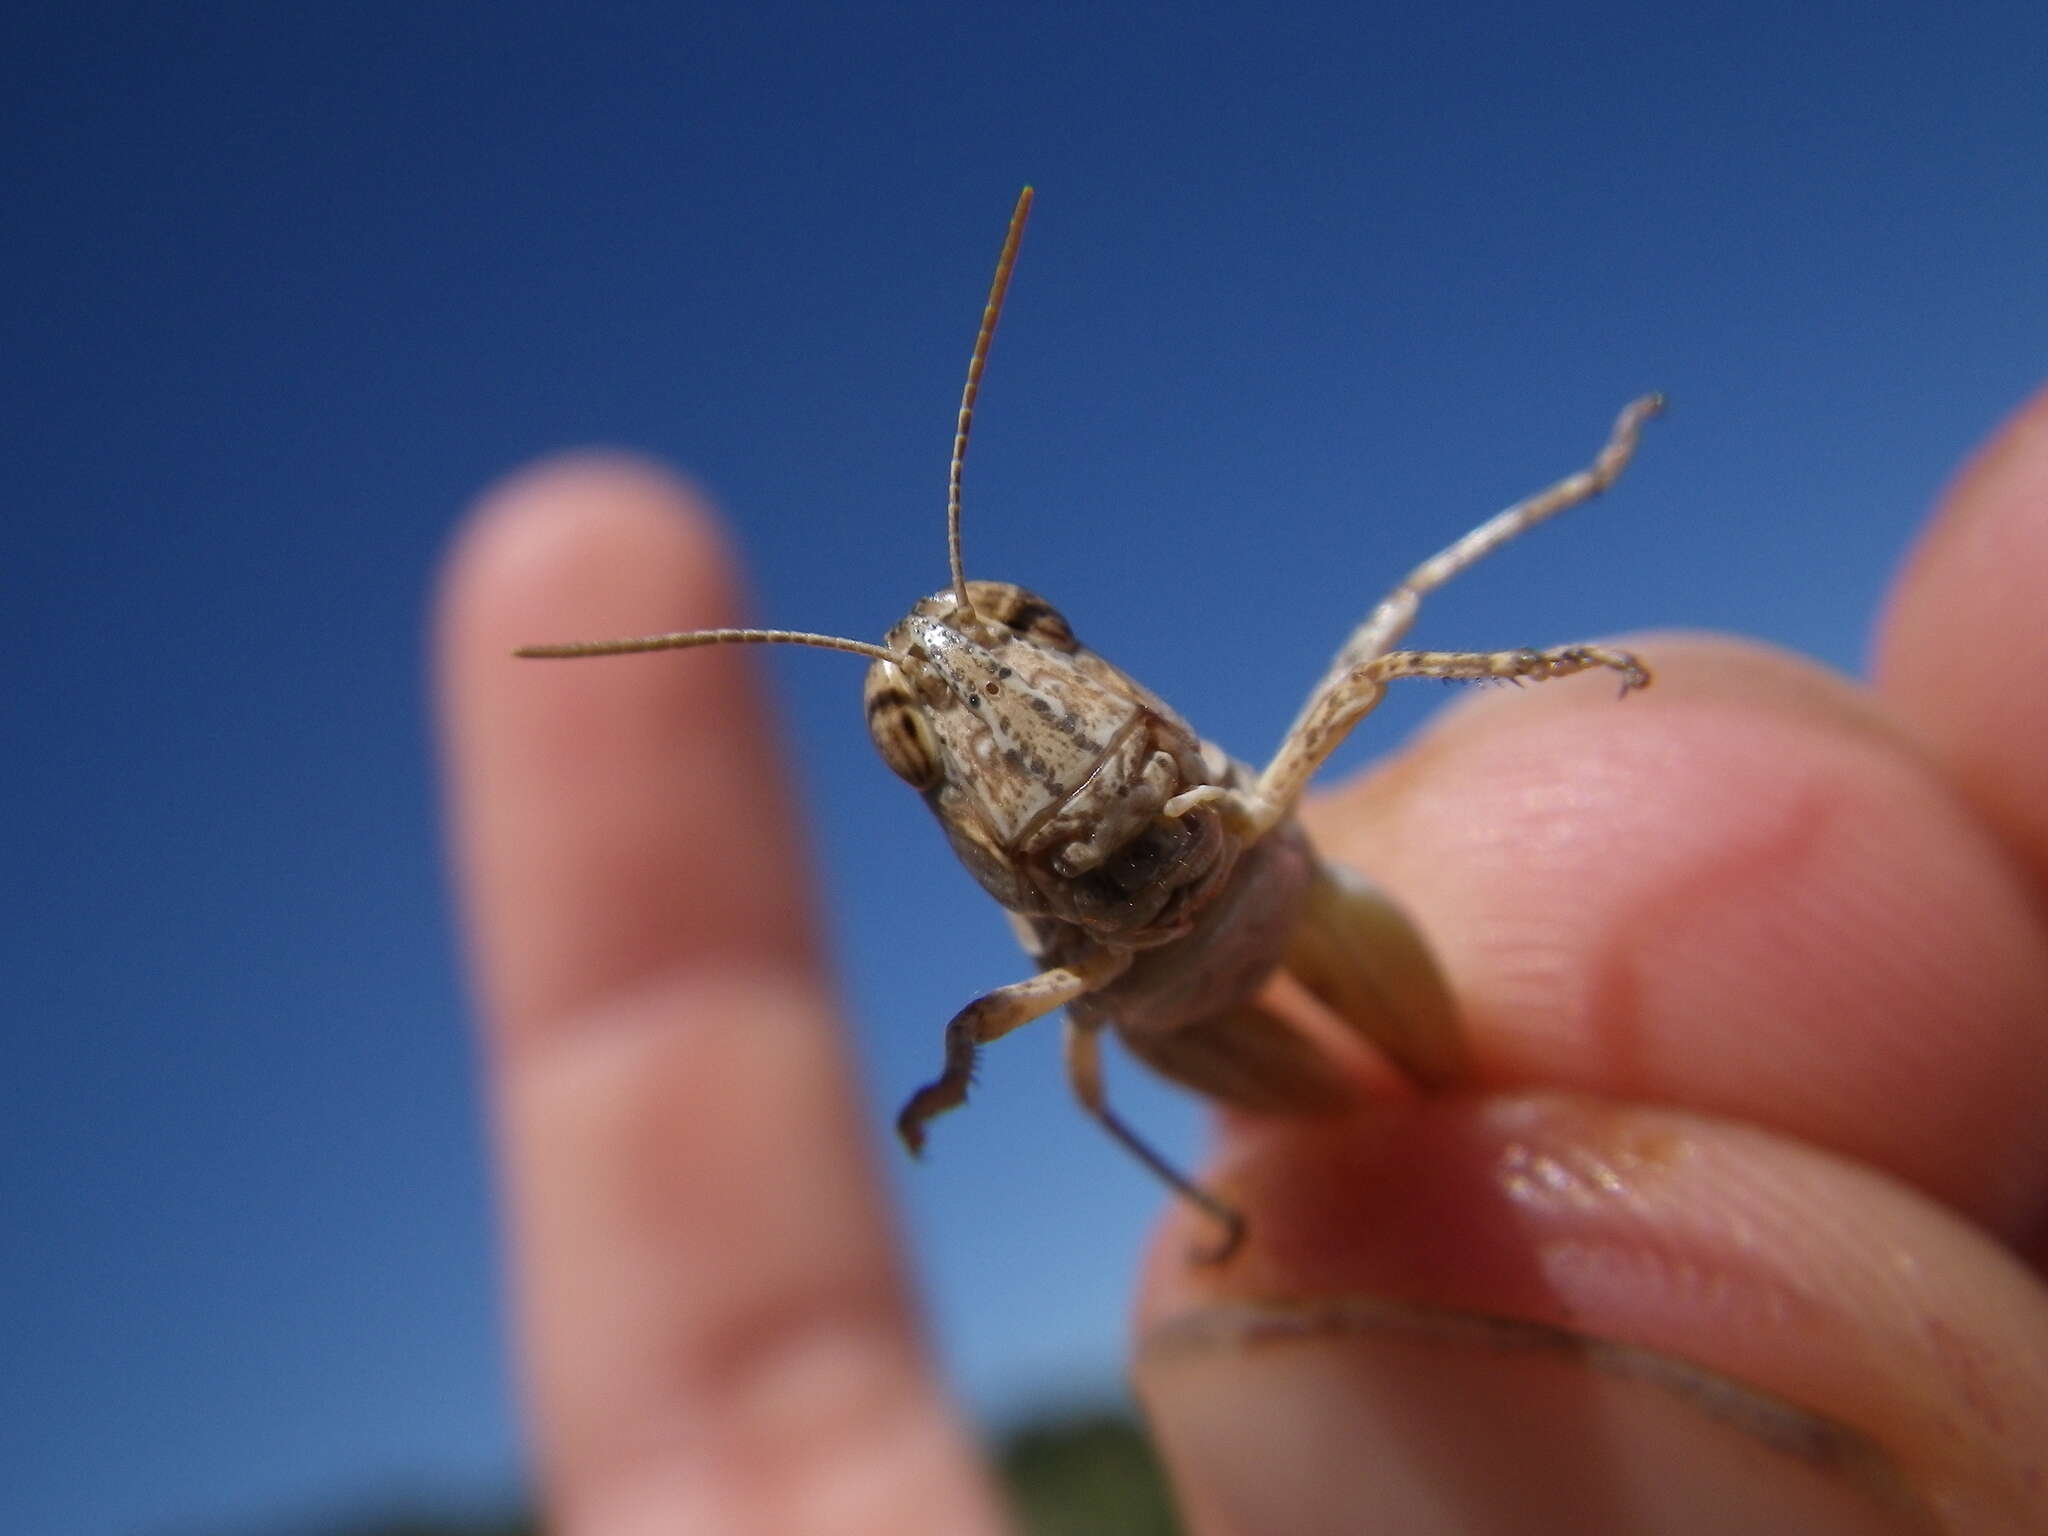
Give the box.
[969,581,1078,652]
[863,665,944,790]
[1014,601,1076,652]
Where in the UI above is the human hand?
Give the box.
[437,388,2048,1533]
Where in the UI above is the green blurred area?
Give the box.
[231,1406,1177,1536]
[994,1408,1178,1536]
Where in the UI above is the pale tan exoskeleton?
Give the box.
[519,188,1662,1260]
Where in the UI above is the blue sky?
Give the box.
[6,4,2046,1531]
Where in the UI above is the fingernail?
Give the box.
[1135,1299,1935,1535]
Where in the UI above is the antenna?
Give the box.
[947,186,1033,635]
[516,192,1040,670]
[516,627,896,664]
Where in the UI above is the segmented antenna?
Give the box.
[516,627,896,663]
[947,186,1034,636]
[516,192,1041,670]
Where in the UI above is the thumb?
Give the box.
[1134,1094,2048,1535]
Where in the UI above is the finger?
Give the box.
[436,458,1001,1534]
[1875,381,2048,896]
[1136,1093,2048,1534]
[1301,637,2048,1241]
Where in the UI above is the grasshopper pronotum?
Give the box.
[520,189,1662,1259]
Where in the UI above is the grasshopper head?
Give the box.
[864,581,1231,939]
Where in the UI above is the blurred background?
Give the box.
[7,3,2045,1531]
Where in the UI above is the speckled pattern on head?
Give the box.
[863,581,1236,942]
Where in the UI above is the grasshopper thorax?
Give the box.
[863,580,1236,943]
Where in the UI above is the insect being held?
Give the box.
[519,188,1662,1260]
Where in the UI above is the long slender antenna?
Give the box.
[947,186,1034,635]
[516,627,897,663]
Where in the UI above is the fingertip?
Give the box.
[1880,381,2048,637]
[1876,381,2048,892]
[435,451,816,1042]
[1314,634,1909,889]
[439,452,735,675]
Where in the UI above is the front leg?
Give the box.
[896,945,1133,1155]
[1323,395,1664,673]
[1254,642,1649,817]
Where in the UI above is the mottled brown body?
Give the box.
[518,188,1663,1258]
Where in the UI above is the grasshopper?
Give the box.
[520,188,1662,1259]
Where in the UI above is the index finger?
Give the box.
[436,459,1001,1533]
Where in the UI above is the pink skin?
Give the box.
[437,388,2048,1534]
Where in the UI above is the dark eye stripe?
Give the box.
[999,597,1056,630]
[864,683,917,722]
[978,590,1074,648]
[969,583,1041,626]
